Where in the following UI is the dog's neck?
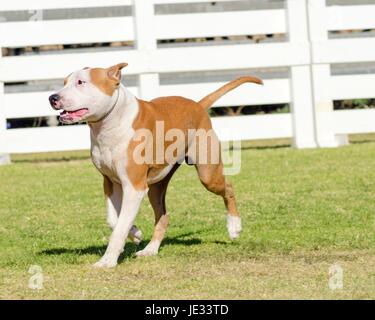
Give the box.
[88,84,139,138]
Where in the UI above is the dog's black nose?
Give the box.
[49,94,60,104]
[49,94,61,108]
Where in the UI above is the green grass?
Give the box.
[1,139,375,299]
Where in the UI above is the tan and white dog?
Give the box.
[49,63,262,268]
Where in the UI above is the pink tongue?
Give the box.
[70,109,88,117]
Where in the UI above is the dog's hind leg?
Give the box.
[103,176,142,244]
[136,164,180,257]
[195,162,242,240]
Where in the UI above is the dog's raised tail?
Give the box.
[198,76,263,109]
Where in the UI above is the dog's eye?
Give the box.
[77,80,86,86]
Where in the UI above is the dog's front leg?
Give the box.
[94,183,147,268]
[104,176,122,230]
[104,176,143,245]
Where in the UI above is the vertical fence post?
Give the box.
[307,0,348,147]
[0,48,11,165]
[286,0,317,148]
[132,0,159,100]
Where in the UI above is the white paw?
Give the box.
[227,215,242,240]
[93,255,118,268]
[135,241,160,257]
[135,248,158,257]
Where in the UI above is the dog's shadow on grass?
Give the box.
[39,231,205,261]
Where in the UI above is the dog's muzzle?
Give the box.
[49,94,62,110]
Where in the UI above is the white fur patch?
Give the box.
[106,182,122,230]
[93,253,118,268]
[136,240,161,257]
[94,186,147,268]
[226,215,242,240]
[58,69,114,121]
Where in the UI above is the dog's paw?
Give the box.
[93,255,118,268]
[227,215,242,240]
[135,241,160,257]
[136,248,158,257]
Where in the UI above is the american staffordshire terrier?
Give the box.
[49,63,262,268]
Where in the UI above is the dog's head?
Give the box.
[49,63,128,124]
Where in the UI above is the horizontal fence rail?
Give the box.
[0,43,309,82]
[155,10,286,39]
[4,80,287,119]
[0,0,132,11]
[5,114,294,154]
[1,0,375,156]
[0,17,135,47]
[0,9,286,48]
[326,5,375,31]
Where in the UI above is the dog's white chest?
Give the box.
[90,134,130,183]
[91,144,114,176]
[89,88,140,183]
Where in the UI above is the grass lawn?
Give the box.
[1,138,375,299]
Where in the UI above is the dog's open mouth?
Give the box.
[59,108,89,122]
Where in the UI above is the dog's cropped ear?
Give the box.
[107,62,128,83]
[64,72,73,86]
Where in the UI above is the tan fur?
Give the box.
[147,164,180,242]
[125,85,253,201]
[125,93,241,247]
[90,68,118,96]
[127,97,209,187]
[63,73,72,86]
[103,175,113,197]
[89,63,127,96]
[199,76,263,109]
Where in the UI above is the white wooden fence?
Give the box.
[1,0,375,157]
